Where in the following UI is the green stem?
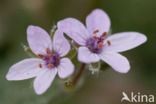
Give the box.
[72,63,86,86]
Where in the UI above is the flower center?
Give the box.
[38,48,60,69]
[86,30,111,53]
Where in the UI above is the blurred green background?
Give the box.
[0,0,155,104]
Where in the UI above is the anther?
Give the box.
[98,42,103,49]
[38,54,44,58]
[93,29,99,34]
[93,36,99,40]
[48,64,54,69]
[48,54,53,58]
[38,63,42,68]
[46,48,50,53]
[101,32,107,38]
[107,40,111,46]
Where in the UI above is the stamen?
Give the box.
[98,42,103,49]
[107,40,111,46]
[48,64,54,69]
[101,32,107,38]
[38,54,44,58]
[93,29,99,34]
[46,48,50,53]
[93,36,99,40]
[48,54,53,58]
[38,63,42,68]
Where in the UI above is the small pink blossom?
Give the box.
[57,9,147,73]
[6,26,74,95]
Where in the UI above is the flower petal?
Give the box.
[57,58,74,79]
[100,52,130,73]
[27,25,52,55]
[33,68,57,95]
[86,9,111,37]
[78,47,100,63]
[104,32,147,52]
[57,18,90,45]
[6,58,43,80]
[53,30,70,57]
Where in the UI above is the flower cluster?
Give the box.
[6,9,147,95]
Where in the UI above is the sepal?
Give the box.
[22,44,39,58]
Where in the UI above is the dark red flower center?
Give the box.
[38,48,60,69]
[86,30,111,53]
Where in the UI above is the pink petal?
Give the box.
[6,58,43,80]
[78,47,100,63]
[100,52,130,73]
[57,18,90,45]
[33,68,57,95]
[53,30,70,57]
[104,32,147,52]
[86,9,111,37]
[57,58,74,79]
[27,25,52,55]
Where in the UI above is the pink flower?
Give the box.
[57,9,147,73]
[6,26,74,95]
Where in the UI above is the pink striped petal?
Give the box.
[27,25,52,55]
[33,68,57,95]
[6,58,43,80]
[57,18,90,45]
[57,58,74,79]
[100,52,130,73]
[53,30,70,57]
[78,47,100,63]
[104,32,147,52]
[86,9,111,37]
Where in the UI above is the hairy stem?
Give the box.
[72,63,86,86]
